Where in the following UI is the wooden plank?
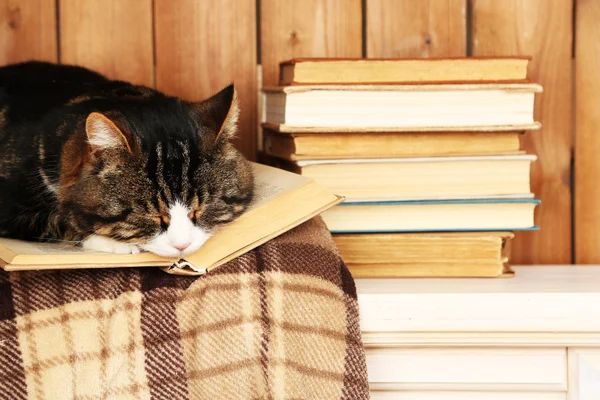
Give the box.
[575,0,600,263]
[472,0,573,264]
[154,0,257,160]
[366,0,467,58]
[59,0,153,87]
[260,0,363,86]
[0,0,57,64]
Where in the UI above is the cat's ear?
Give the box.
[192,84,239,148]
[85,112,132,157]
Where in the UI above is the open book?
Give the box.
[0,163,342,275]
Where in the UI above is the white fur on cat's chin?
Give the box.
[140,201,211,257]
[140,228,210,257]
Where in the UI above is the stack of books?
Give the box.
[260,57,542,278]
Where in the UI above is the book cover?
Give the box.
[322,198,541,233]
[279,57,531,85]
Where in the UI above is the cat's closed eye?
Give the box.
[151,214,170,230]
[188,207,204,220]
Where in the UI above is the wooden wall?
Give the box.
[0,0,593,265]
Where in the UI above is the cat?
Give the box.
[0,61,254,258]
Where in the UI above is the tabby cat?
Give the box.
[0,61,254,257]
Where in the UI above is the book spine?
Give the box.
[164,260,207,275]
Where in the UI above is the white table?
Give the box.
[355,266,600,400]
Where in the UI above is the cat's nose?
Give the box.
[173,242,191,252]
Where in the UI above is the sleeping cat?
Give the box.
[0,61,254,257]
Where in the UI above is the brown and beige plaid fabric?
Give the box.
[0,217,370,400]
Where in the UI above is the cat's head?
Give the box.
[59,84,254,257]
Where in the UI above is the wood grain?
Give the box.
[366,0,467,58]
[575,0,600,263]
[59,0,153,86]
[260,0,363,86]
[154,0,257,160]
[0,0,57,64]
[472,0,573,264]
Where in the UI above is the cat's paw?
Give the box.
[82,235,140,255]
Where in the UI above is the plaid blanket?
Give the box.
[0,217,369,400]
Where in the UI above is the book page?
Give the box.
[295,154,538,166]
[247,162,311,209]
[0,238,89,255]
[24,241,90,254]
[0,237,168,264]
